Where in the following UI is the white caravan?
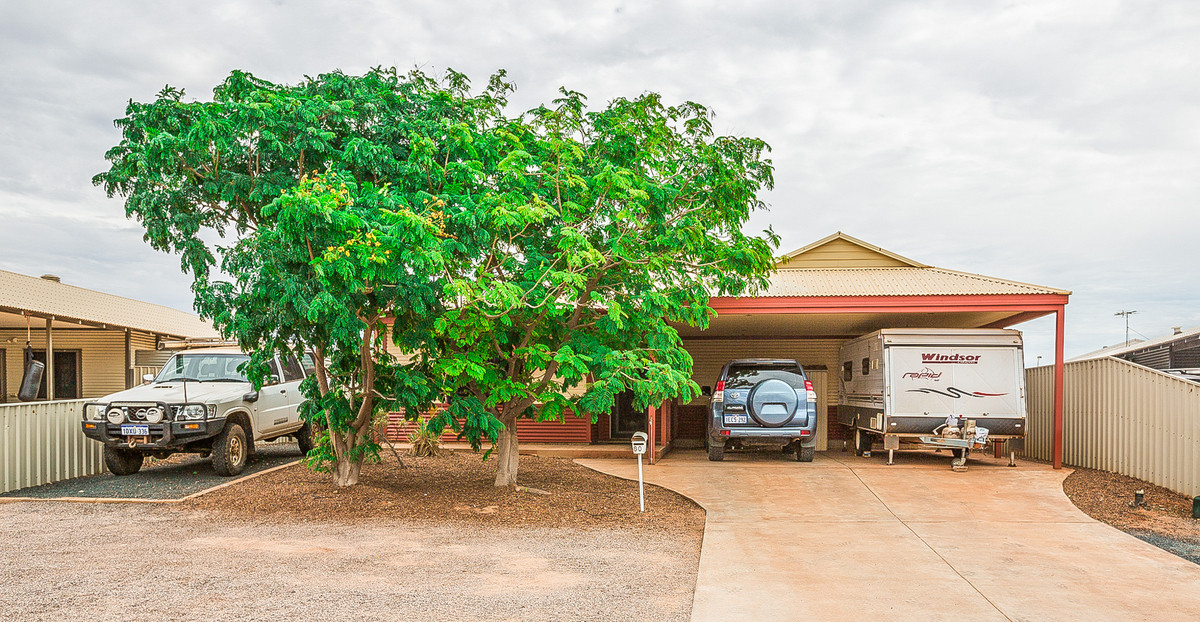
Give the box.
[837,328,1027,465]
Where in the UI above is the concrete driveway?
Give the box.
[578,449,1200,622]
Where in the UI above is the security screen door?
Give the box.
[610,390,647,438]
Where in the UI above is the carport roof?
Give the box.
[758,232,1069,297]
[689,233,1069,338]
[0,269,218,338]
[759,267,1069,297]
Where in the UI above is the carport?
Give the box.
[648,233,1070,468]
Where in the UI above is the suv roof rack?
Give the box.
[158,337,239,350]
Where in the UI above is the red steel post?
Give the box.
[648,404,657,465]
[1053,306,1066,469]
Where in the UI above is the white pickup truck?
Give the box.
[81,346,315,476]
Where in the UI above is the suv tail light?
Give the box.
[713,380,725,403]
[804,379,817,403]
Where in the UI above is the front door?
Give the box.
[33,350,80,400]
[609,391,647,438]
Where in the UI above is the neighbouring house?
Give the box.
[1070,325,1200,370]
[0,270,218,402]
[388,232,1072,467]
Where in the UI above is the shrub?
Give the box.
[408,417,441,457]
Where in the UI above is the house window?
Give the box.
[862,358,870,376]
[842,361,853,382]
[0,348,6,403]
[32,350,81,400]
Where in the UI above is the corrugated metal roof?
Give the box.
[754,267,1070,297]
[0,269,218,338]
[1069,326,1200,361]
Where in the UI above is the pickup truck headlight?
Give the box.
[174,404,214,421]
[85,404,107,421]
[106,408,125,424]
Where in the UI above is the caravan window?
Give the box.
[842,361,853,382]
[862,358,870,376]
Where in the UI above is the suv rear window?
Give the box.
[724,364,806,389]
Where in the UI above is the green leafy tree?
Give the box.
[93,68,510,485]
[94,66,777,489]
[209,172,447,486]
[430,90,778,486]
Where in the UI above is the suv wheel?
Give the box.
[707,438,725,462]
[104,446,144,476]
[854,428,873,456]
[796,445,815,462]
[212,422,249,476]
[296,420,316,455]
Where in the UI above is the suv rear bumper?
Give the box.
[710,416,818,448]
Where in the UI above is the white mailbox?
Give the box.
[630,431,649,512]
[630,431,648,455]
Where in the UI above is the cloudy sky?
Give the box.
[1,0,1197,363]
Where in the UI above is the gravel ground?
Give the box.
[0,451,704,621]
[1128,531,1200,565]
[1,443,303,500]
[0,503,700,621]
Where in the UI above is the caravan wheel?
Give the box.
[854,429,873,456]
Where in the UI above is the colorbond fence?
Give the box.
[1,399,102,494]
[1025,358,1200,497]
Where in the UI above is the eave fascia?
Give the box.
[708,293,1070,315]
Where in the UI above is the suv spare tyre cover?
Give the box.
[747,378,799,427]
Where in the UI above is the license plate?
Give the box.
[121,424,149,435]
[723,414,748,425]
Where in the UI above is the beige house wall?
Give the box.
[0,328,162,402]
[682,338,846,449]
[1026,357,1200,497]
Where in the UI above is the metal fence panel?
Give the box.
[1025,358,1200,497]
[1,400,102,494]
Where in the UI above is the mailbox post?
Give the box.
[631,431,648,512]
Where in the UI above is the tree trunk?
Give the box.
[493,416,520,487]
[334,458,361,487]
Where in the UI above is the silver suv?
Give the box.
[81,347,315,476]
[707,359,818,462]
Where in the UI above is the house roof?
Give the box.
[0,270,218,338]
[1069,327,1200,362]
[756,233,1069,297]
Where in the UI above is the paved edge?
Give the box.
[0,459,301,505]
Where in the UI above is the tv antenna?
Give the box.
[1114,310,1138,346]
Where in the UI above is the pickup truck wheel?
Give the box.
[104,446,144,476]
[796,445,815,462]
[212,422,249,476]
[707,439,725,462]
[296,420,315,455]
